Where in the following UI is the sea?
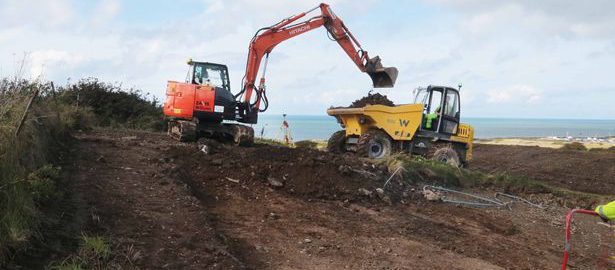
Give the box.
[246,114,615,141]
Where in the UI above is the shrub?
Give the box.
[55,78,166,131]
[560,142,587,151]
[0,79,71,264]
[26,165,61,203]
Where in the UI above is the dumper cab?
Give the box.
[327,85,474,166]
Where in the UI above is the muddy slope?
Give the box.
[42,130,612,269]
[71,131,245,269]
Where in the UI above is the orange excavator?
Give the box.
[163,3,398,144]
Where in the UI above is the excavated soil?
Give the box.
[62,130,613,269]
[472,144,615,195]
[349,92,395,108]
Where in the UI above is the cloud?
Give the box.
[487,85,542,104]
[29,50,86,80]
[426,0,615,40]
[0,0,75,29]
[92,0,121,26]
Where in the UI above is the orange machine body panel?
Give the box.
[164,81,215,119]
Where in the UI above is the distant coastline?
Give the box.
[249,114,615,142]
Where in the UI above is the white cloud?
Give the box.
[29,50,86,79]
[92,0,121,26]
[0,0,75,28]
[427,0,615,40]
[487,85,542,104]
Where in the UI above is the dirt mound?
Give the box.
[167,142,405,204]
[349,92,395,108]
[472,143,615,195]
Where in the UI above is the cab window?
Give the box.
[429,90,443,114]
[193,64,230,91]
[445,90,459,118]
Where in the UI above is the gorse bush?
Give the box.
[56,78,166,131]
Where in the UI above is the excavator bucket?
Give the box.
[366,56,398,88]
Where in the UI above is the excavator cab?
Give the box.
[187,60,231,92]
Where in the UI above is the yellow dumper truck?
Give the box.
[327,85,474,167]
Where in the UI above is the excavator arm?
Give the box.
[236,3,398,123]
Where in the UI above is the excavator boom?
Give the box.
[238,3,398,121]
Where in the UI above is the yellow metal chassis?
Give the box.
[327,104,475,161]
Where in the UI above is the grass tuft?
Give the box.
[81,235,111,259]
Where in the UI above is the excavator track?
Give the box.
[225,124,254,146]
[168,120,254,146]
[168,120,197,142]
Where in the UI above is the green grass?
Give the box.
[382,154,605,207]
[255,137,289,146]
[255,138,328,150]
[560,142,587,151]
[81,235,111,259]
[51,261,83,270]
[49,235,114,270]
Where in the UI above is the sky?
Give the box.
[1,0,615,119]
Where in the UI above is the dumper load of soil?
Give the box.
[349,92,395,108]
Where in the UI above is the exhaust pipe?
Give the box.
[365,56,398,88]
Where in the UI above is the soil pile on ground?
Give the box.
[349,92,395,108]
[168,142,405,204]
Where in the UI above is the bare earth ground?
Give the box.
[472,144,615,195]
[68,130,613,269]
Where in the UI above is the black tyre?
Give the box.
[357,129,392,159]
[431,147,461,167]
[327,130,347,153]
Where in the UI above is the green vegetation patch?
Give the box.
[560,142,588,151]
[382,154,604,207]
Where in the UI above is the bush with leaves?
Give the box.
[56,78,166,131]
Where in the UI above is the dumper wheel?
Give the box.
[431,146,461,167]
[357,129,392,159]
[327,130,347,153]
